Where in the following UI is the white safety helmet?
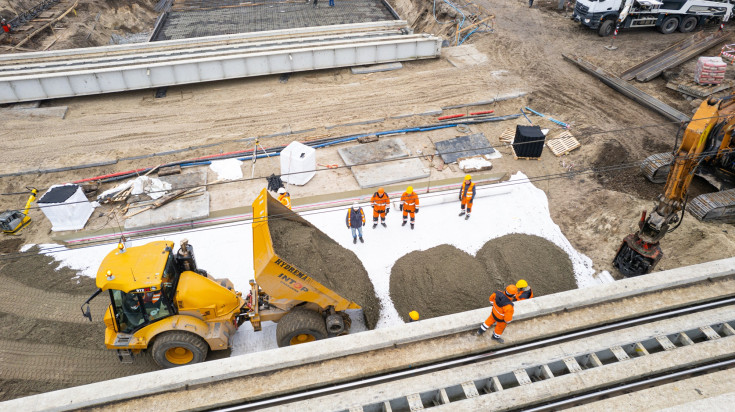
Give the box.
[352,202,359,210]
[277,187,286,194]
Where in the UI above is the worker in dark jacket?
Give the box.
[515,279,534,301]
[458,174,476,220]
[346,202,365,244]
[476,285,517,343]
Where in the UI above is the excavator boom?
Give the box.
[614,96,735,276]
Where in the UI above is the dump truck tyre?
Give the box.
[598,19,614,37]
[151,331,208,368]
[678,16,697,33]
[276,307,328,347]
[659,16,678,34]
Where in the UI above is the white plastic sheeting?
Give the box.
[280,141,316,186]
[37,184,94,231]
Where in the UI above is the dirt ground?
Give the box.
[267,196,381,328]
[391,235,574,321]
[2,0,735,402]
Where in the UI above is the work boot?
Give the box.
[381,222,387,228]
[353,237,357,244]
[410,223,415,230]
[491,334,504,343]
[402,220,407,227]
[465,214,470,220]
[373,223,378,229]
[475,326,486,336]
[359,236,364,243]
[459,211,465,217]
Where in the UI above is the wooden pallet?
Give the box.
[510,145,541,160]
[499,129,515,143]
[665,79,735,98]
[546,131,580,157]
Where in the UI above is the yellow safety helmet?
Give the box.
[516,279,528,289]
[465,174,472,181]
[407,186,413,194]
[409,310,420,321]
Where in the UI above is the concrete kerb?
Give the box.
[5,257,735,411]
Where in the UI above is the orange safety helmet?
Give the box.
[505,284,518,297]
[378,187,385,195]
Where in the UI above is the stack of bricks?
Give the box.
[695,56,727,85]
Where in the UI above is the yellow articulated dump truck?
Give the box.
[82,188,362,368]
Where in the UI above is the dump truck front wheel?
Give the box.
[276,307,328,347]
[151,331,208,368]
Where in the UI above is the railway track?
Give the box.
[213,296,735,411]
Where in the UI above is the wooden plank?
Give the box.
[499,129,515,143]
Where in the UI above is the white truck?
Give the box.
[572,0,733,36]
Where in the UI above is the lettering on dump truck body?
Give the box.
[277,273,310,292]
[274,259,311,282]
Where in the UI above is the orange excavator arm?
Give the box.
[613,96,735,276]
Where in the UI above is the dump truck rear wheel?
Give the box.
[678,16,697,33]
[151,331,208,368]
[276,307,328,347]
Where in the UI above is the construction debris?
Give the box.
[546,131,581,157]
[458,155,493,172]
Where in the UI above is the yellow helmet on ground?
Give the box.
[409,310,420,321]
[465,174,472,181]
[407,186,413,194]
[516,279,528,289]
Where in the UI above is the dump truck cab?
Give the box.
[82,240,246,368]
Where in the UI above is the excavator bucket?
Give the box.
[613,233,663,277]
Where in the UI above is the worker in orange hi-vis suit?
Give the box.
[370,187,390,229]
[400,186,419,230]
[476,285,517,343]
[277,187,291,210]
[515,279,534,301]
[458,174,476,220]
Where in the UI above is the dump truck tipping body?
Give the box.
[251,188,361,312]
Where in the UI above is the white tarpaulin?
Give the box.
[280,141,316,186]
[37,184,94,231]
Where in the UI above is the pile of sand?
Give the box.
[267,195,380,328]
[390,234,576,322]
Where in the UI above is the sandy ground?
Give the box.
[2,0,735,402]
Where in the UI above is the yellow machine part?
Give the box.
[175,271,244,319]
[96,240,172,292]
[251,188,360,312]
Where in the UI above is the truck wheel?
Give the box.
[276,307,328,347]
[659,16,679,34]
[598,20,615,37]
[678,16,697,33]
[151,331,208,368]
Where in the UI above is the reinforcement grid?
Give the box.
[152,0,397,41]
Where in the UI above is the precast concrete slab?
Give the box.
[350,157,430,188]
[434,133,495,164]
[4,257,734,411]
[337,138,409,166]
[152,0,399,41]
